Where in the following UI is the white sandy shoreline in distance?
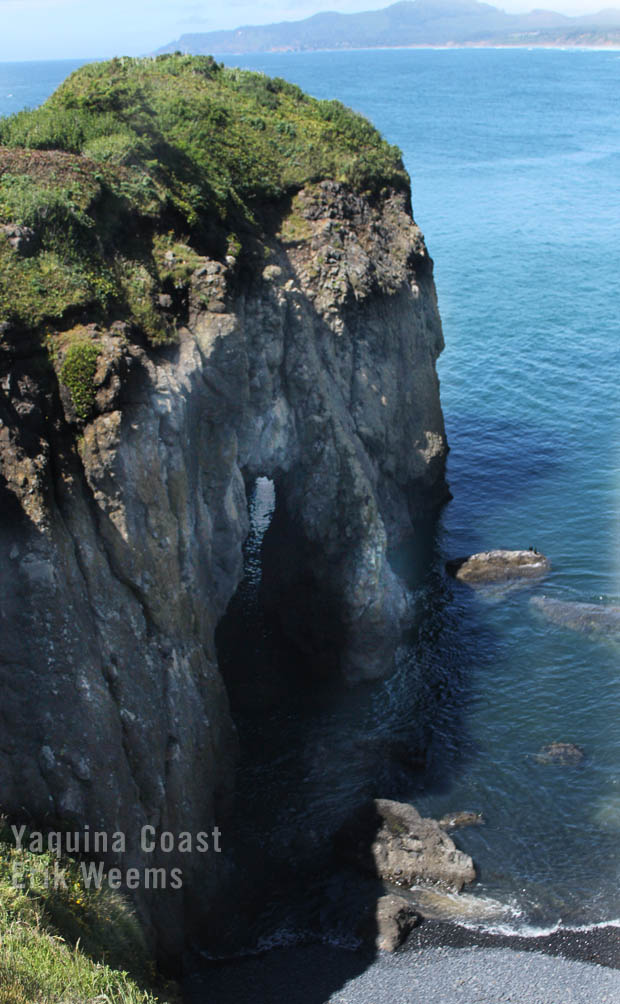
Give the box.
[213,44,620,55]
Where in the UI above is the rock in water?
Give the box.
[536,742,584,764]
[338,799,476,891]
[438,811,485,830]
[446,549,550,585]
[531,595,620,637]
[361,893,421,952]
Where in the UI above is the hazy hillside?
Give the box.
[156,0,620,53]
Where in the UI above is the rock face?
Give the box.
[338,798,476,891]
[358,893,420,952]
[0,223,36,256]
[446,549,550,585]
[0,183,447,959]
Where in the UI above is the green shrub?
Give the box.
[59,341,101,420]
[0,54,409,345]
[82,130,143,164]
[0,53,408,225]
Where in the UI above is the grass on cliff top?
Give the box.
[0,54,407,212]
[0,54,408,340]
[0,824,178,1004]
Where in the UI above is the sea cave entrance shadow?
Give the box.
[203,479,507,1002]
[203,409,558,1003]
[202,475,393,1004]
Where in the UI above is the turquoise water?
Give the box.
[218,49,620,932]
[217,48,617,931]
[3,51,619,933]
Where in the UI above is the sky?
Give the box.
[0,0,617,61]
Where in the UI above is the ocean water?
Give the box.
[0,60,88,115]
[216,49,620,936]
[2,51,619,938]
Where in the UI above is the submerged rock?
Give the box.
[446,549,550,585]
[337,798,476,892]
[405,886,515,924]
[531,595,620,637]
[536,742,584,764]
[438,811,485,830]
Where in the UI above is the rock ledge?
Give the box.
[338,798,476,892]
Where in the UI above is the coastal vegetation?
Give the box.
[0,823,178,1004]
[0,54,407,348]
[58,340,101,420]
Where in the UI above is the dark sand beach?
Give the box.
[186,919,620,1003]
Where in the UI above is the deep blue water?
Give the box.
[0,60,88,115]
[2,51,619,934]
[217,48,620,933]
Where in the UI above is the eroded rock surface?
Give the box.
[0,183,447,957]
[446,549,550,585]
[360,893,421,952]
[0,223,37,255]
[338,798,476,892]
[438,811,485,830]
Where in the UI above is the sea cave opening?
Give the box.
[210,475,448,963]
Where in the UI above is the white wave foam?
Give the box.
[410,884,620,939]
[407,886,525,926]
[456,916,620,938]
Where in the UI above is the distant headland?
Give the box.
[156,0,620,55]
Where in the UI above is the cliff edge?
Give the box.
[0,56,447,962]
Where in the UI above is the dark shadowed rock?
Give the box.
[446,549,550,585]
[438,811,485,830]
[0,181,448,959]
[356,893,420,951]
[338,799,476,891]
[0,224,37,256]
[536,742,584,765]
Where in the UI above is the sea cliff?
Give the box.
[0,55,447,967]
